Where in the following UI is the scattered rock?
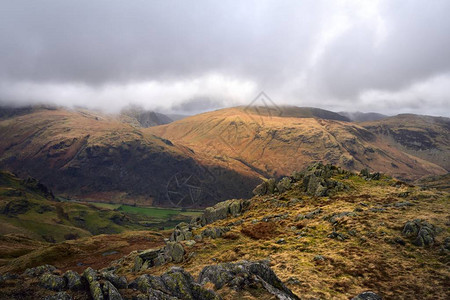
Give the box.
[440,237,450,253]
[305,208,322,219]
[325,211,356,224]
[276,238,286,244]
[328,231,348,241]
[402,219,437,246]
[352,291,382,300]
[394,201,414,208]
[313,255,325,261]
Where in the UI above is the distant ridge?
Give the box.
[242,106,351,121]
[121,105,173,127]
[338,111,388,122]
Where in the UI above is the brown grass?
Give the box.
[241,222,279,240]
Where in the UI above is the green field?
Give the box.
[85,202,203,229]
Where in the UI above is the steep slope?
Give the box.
[362,114,450,172]
[0,107,258,207]
[148,107,446,181]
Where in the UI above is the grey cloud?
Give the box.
[0,0,449,116]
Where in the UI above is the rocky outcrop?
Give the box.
[402,219,437,246]
[253,163,349,197]
[201,227,230,239]
[199,261,299,300]
[360,169,381,180]
[253,178,277,196]
[133,242,185,272]
[170,222,194,242]
[129,262,299,300]
[129,267,219,300]
[192,199,250,227]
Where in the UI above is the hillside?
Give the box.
[0,163,448,299]
[362,114,450,172]
[0,170,151,244]
[0,107,258,207]
[148,106,447,181]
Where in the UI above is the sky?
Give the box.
[0,0,449,116]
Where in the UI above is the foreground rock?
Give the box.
[130,267,220,299]
[198,261,299,300]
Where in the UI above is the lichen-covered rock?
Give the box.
[253,178,277,196]
[276,177,292,193]
[402,219,437,246]
[89,280,104,300]
[201,226,230,239]
[351,291,382,300]
[24,264,56,277]
[161,267,219,300]
[129,274,169,294]
[129,268,218,300]
[103,281,123,300]
[198,261,299,300]
[191,199,250,227]
[83,267,97,283]
[102,271,127,289]
[83,267,103,300]
[165,242,185,263]
[39,273,66,291]
[63,270,82,290]
[133,256,144,272]
[44,292,72,300]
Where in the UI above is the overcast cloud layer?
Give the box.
[0,0,449,116]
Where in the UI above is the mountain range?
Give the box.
[0,104,448,208]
